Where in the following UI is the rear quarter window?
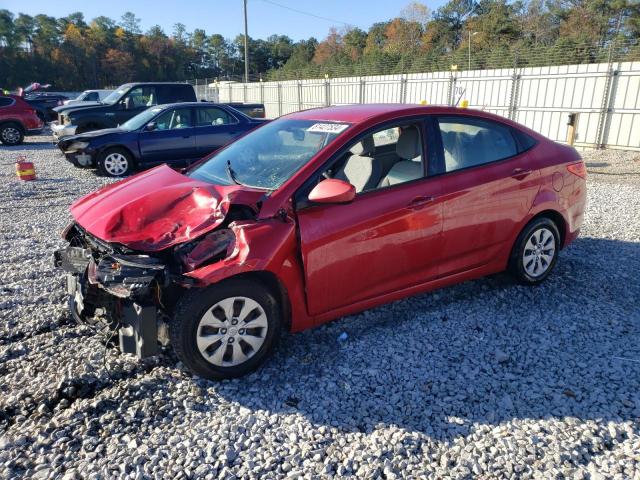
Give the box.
[514,129,538,152]
[0,98,14,107]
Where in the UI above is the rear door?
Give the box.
[138,107,196,165]
[431,115,540,276]
[194,106,243,156]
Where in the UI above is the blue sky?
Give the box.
[1,0,448,41]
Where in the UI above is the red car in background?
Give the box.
[55,104,587,380]
[0,95,44,146]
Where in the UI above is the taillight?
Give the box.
[567,161,586,179]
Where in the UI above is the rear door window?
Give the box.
[436,116,519,173]
[196,107,237,127]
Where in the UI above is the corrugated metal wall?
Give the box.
[214,60,640,151]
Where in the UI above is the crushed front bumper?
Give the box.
[55,246,164,359]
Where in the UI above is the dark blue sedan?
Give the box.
[57,102,267,177]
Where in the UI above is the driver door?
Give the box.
[295,121,443,317]
[114,86,158,126]
[138,107,196,165]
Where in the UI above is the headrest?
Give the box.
[350,136,375,156]
[396,126,421,160]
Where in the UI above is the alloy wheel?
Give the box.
[196,296,269,367]
[103,152,129,176]
[1,127,20,144]
[522,227,556,278]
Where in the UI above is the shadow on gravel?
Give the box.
[200,236,640,442]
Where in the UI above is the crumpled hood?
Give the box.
[71,164,265,251]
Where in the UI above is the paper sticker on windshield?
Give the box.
[307,123,349,134]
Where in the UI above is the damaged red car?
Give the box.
[55,104,586,380]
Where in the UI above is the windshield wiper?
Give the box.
[225,160,244,186]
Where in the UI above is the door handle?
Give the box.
[407,196,436,209]
[182,135,191,138]
[511,168,532,180]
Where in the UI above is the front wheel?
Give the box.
[170,278,282,380]
[509,217,560,285]
[97,148,133,177]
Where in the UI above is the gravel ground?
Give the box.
[0,137,639,480]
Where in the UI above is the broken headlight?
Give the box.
[175,229,236,272]
[89,254,166,298]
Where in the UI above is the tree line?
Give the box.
[1,0,639,90]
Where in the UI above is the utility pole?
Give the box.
[244,0,249,83]
[468,31,478,71]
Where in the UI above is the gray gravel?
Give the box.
[0,137,639,479]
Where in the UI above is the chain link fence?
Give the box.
[186,41,640,151]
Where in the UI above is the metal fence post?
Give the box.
[229,83,233,103]
[508,54,521,121]
[324,77,331,106]
[243,83,247,103]
[596,65,620,149]
[359,77,365,104]
[260,80,264,105]
[277,83,282,117]
[400,74,408,104]
[297,81,303,111]
[447,73,457,106]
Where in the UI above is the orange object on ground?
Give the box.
[15,156,36,181]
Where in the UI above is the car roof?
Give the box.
[155,102,231,108]
[283,104,503,124]
[119,82,194,88]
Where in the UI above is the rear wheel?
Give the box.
[97,148,133,177]
[0,123,24,146]
[170,278,282,380]
[509,217,560,284]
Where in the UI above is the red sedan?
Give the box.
[55,105,586,379]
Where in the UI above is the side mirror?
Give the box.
[145,122,156,132]
[308,178,356,204]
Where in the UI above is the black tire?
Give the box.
[97,147,134,177]
[0,122,24,146]
[509,217,561,285]
[170,278,282,380]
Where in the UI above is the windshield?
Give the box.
[120,107,163,131]
[189,119,350,189]
[101,86,129,105]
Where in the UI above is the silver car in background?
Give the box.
[63,89,113,105]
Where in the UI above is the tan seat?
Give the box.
[334,136,382,193]
[378,126,423,187]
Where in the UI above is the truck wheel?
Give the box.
[509,217,560,285]
[170,278,282,380]
[97,148,133,177]
[0,123,24,146]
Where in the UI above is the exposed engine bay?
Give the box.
[54,203,257,359]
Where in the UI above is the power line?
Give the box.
[258,0,352,27]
